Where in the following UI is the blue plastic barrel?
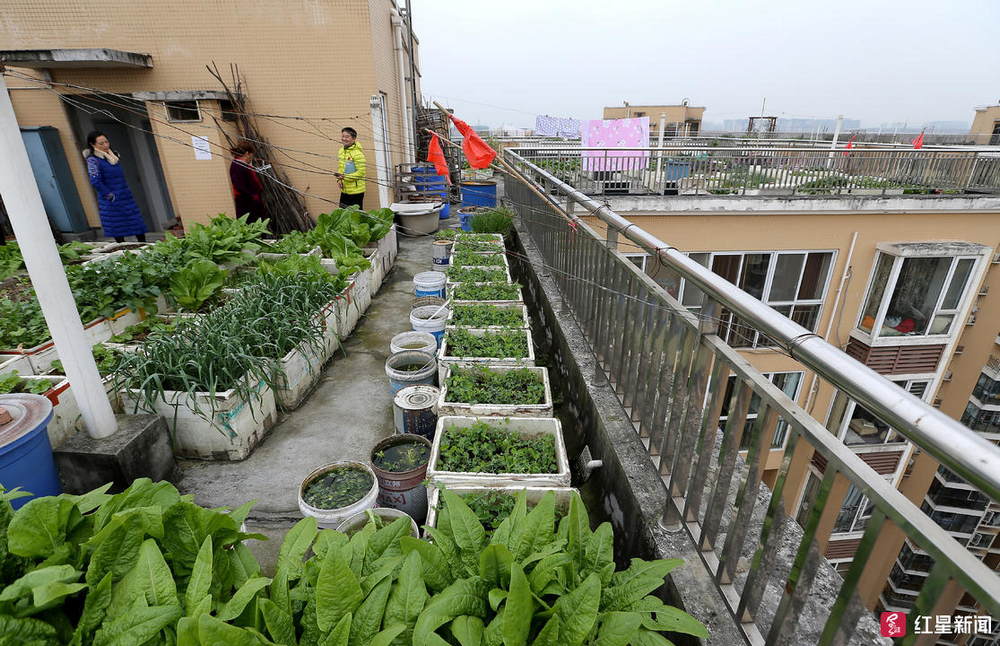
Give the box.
[0,394,59,509]
[460,212,474,232]
[460,181,498,208]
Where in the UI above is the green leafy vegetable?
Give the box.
[446,266,507,283]
[444,328,530,359]
[450,304,525,328]
[437,420,557,474]
[169,259,227,312]
[451,282,521,302]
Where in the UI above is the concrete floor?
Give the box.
[173,226,440,571]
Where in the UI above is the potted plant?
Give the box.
[425,484,577,532]
[298,460,379,528]
[446,303,529,329]
[370,434,432,523]
[427,416,570,488]
[448,281,524,305]
[438,327,534,382]
[439,364,553,417]
[445,265,511,284]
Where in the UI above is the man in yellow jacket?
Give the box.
[335,127,367,208]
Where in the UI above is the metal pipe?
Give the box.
[507,148,1000,501]
[0,72,118,439]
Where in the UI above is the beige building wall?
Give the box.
[1,0,416,230]
[602,104,706,132]
[969,105,1000,145]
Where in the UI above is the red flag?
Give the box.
[426,133,450,184]
[842,135,857,156]
[449,115,497,169]
[911,131,925,149]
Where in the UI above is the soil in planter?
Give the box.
[446,366,544,405]
[373,440,429,472]
[302,465,374,509]
[438,421,557,474]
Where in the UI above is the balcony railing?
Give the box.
[514,146,1000,196]
[503,148,1000,645]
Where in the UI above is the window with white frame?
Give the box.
[623,253,648,272]
[833,379,930,446]
[857,252,977,339]
[678,250,835,348]
[165,100,201,122]
[718,371,804,449]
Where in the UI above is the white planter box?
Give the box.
[276,339,327,410]
[438,327,535,383]
[2,317,112,375]
[106,308,142,336]
[257,247,322,263]
[447,283,524,306]
[427,416,571,488]
[322,279,365,342]
[448,249,509,272]
[444,265,512,285]
[438,365,553,418]
[0,353,32,376]
[121,379,278,460]
[19,376,80,449]
[455,233,503,244]
[446,303,530,330]
[425,484,578,531]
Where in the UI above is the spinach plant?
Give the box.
[0,298,49,349]
[445,328,529,359]
[446,366,545,405]
[50,344,122,378]
[446,266,506,283]
[452,282,521,301]
[450,250,505,267]
[437,420,557,474]
[0,371,54,395]
[450,304,524,328]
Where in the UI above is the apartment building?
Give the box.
[516,142,1000,642]
[603,101,705,136]
[0,0,420,235]
[970,105,1000,146]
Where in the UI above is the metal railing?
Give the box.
[504,148,1000,645]
[516,146,1000,196]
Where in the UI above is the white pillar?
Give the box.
[0,73,117,439]
[830,114,843,150]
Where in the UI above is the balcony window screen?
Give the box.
[859,253,894,333]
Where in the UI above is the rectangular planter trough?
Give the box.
[2,316,113,374]
[427,415,571,488]
[438,364,553,418]
[445,303,530,330]
[19,376,80,449]
[444,265,512,285]
[447,282,524,306]
[121,379,278,461]
[425,483,578,532]
[0,353,32,376]
[275,339,327,410]
[437,327,535,383]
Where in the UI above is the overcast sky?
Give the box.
[412,0,1000,129]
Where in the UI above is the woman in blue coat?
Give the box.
[84,131,147,242]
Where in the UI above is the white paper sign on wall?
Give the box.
[192,136,212,160]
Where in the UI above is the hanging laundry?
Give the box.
[580,117,650,172]
[535,114,581,138]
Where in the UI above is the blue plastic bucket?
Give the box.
[439,202,451,219]
[461,181,498,208]
[413,271,446,298]
[0,394,59,509]
[459,212,475,232]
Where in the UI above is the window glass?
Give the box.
[844,402,895,445]
[769,254,804,301]
[882,257,949,336]
[942,258,974,310]
[790,304,820,330]
[680,253,709,306]
[738,254,770,300]
[798,252,833,300]
[859,253,894,333]
[712,254,741,284]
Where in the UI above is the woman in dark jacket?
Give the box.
[83,131,147,242]
[229,142,268,226]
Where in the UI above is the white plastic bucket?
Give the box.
[385,350,437,393]
[413,271,446,298]
[411,305,449,346]
[298,461,379,529]
[390,331,437,356]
